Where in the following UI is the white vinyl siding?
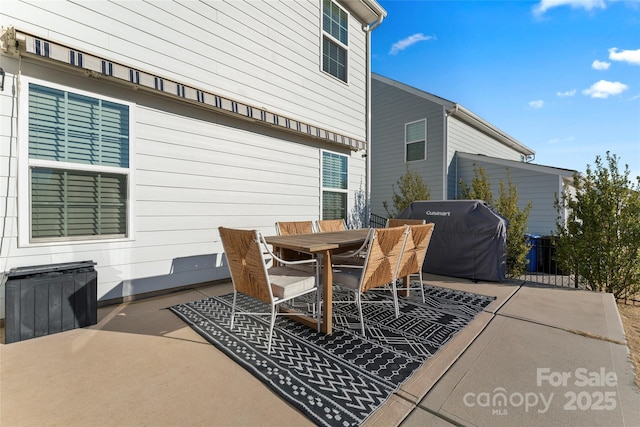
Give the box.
[0,0,367,139]
[405,119,426,162]
[1,0,370,303]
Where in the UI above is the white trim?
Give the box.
[320,0,351,84]
[404,118,427,163]
[17,76,136,247]
[320,149,349,220]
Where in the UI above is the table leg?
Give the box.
[399,275,410,297]
[320,249,333,334]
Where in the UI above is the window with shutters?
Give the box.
[23,80,133,242]
[405,119,426,162]
[321,150,348,220]
[322,0,349,83]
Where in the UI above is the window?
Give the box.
[322,0,348,82]
[24,81,132,242]
[405,119,426,162]
[322,151,348,220]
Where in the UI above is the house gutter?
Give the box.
[361,2,385,226]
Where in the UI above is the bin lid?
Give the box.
[6,261,96,279]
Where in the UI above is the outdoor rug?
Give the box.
[169,284,495,427]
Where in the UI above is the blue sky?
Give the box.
[371,0,640,180]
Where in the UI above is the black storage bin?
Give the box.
[4,261,97,344]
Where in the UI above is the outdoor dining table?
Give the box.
[264,228,370,334]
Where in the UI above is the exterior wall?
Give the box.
[0,0,368,139]
[446,117,526,200]
[0,0,372,303]
[370,77,446,217]
[455,154,569,235]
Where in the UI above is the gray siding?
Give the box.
[370,78,445,217]
[446,117,525,199]
[455,154,567,235]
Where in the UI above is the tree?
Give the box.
[459,165,532,277]
[495,173,532,278]
[383,166,430,218]
[554,152,640,299]
[459,166,493,205]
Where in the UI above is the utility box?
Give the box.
[4,261,97,344]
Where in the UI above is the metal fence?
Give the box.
[520,236,585,289]
[369,212,387,228]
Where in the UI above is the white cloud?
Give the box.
[609,47,640,65]
[389,33,435,55]
[529,100,545,109]
[582,80,629,98]
[592,60,611,70]
[533,0,606,16]
[557,89,577,97]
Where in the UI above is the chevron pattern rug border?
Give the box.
[169,284,494,427]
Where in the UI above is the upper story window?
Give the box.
[22,80,133,243]
[405,119,426,162]
[321,150,348,220]
[322,0,349,83]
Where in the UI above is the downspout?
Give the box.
[363,15,383,226]
[444,105,448,200]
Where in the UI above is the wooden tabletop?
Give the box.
[264,228,370,253]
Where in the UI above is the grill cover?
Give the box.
[396,200,507,281]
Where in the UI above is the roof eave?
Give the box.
[447,104,535,156]
[339,0,387,26]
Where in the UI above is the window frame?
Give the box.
[320,149,349,221]
[18,77,136,246]
[405,119,427,163]
[321,0,350,84]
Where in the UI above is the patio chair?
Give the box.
[275,221,315,235]
[329,227,373,267]
[274,221,316,263]
[396,223,435,303]
[316,219,347,232]
[331,225,410,335]
[219,226,320,354]
[386,218,426,228]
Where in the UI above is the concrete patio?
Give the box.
[1,275,639,426]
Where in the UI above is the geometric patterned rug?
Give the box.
[169,284,495,427]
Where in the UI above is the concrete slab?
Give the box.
[2,279,638,427]
[0,284,313,427]
[401,407,458,426]
[499,284,627,342]
[420,313,640,426]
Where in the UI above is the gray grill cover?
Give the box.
[396,200,507,281]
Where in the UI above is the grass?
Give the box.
[617,301,640,389]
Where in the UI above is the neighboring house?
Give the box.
[0,0,386,308]
[370,73,576,235]
[455,152,576,235]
